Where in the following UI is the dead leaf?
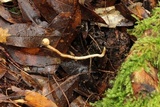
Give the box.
[128,2,149,19]
[21,71,42,89]
[0,58,7,79]
[11,86,25,96]
[0,5,16,23]
[80,5,106,23]
[0,0,12,3]
[21,48,40,55]
[33,0,57,23]
[0,18,10,28]
[143,0,157,11]
[94,6,133,28]
[17,0,41,24]
[6,47,61,66]
[47,0,74,13]
[70,96,90,107]
[115,3,136,22]
[45,75,79,107]
[60,60,88,75]
[25,90,58,107]
[49,12,72,31]
[7,23,46,37]
[148,0,157,8]
[131,67,159,95]
[0,27,10,43]
[0,93,8,103]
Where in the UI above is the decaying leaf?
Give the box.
[148,0,158,8]
[94,6,133,28]
[17,0,41,24]
[33,0,57,23]
[0,0,12,3]
[0,58,7,79]
[1,0,159,106]
[6,47,61,66]
[0,93,9,103]
[70,96,90,107]
[131,67,159,95]
[0,5,16,23]
[80,4,106,24]
[0,28,10,43]
[128,2,149,19]
[21,71,42,89]
[24,90,58,107]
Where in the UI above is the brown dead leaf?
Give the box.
[0,0,12,3]
[33,0,57,23]
[11,86,25,94]
[25,90,58,107]
[0,93,8,103]
[49,12,72,31]
[0,18,10,28]
[149,0,157,8]
[47,0,73,13]
[0,5,16,23]
[0,58,7,79]
[0,27,10,43]
[115,3,136,22]
[21,71,42,89]
[143,0,158,10]
[128,2,149,19]
[21,48,40,55]
[6,47,61,66]
[70,96,90,107]
[43,75,79,107]
[131,67,159,95]
[17,0,41,24]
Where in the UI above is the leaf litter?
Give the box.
[0,0,158,107]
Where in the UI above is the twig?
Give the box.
[52,75,70,107]
[42,38,106,60]
[0,46,21,69]
[45,72,86,96]
[5,89,21,107]
[84,93,95,107]
[88,34,101,52]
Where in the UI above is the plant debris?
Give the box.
[0,0,158,107]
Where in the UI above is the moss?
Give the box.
[91,3,160,107]
[128,4,160,38]
[8,7,21,15]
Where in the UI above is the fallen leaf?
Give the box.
[21,71,42,89]
[94,6,132,28]
[0,27,10,43]
[0,58,7,79]
[6,47,61,66]
[128,2,149,19]
[17,0,41,23]
[25,90,58,107]
[0,5,16,23]
[0,0,12,3]
[70,96,90,107]
[33,0,57,23]
[131,67,159,95]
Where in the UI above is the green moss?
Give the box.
[91,3,160,107]
[8,7,21,15]
[128,4,160,38]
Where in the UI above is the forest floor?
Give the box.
[0,0,158,107]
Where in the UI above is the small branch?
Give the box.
[41,38,106,60]
[52,75,70,107]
